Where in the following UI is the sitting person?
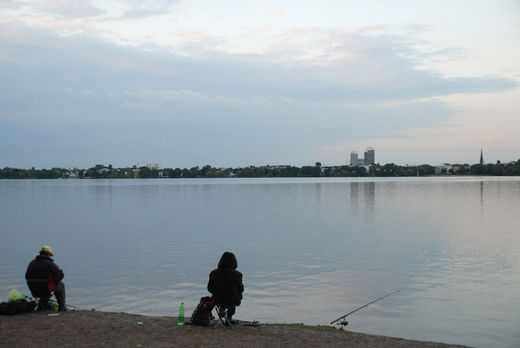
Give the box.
[207,251,244,324]
[25,245,67,311]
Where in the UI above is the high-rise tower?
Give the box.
[350,151,358,166]
[364,147,375,165]
[480,149,484,165]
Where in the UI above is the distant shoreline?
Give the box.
[2,175,520,179]
[1,160,519,179]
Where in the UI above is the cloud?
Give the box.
[5,0,178,20]
[18,0,106,19]
[358,24,389,33]
[242,25,272,34]
[265,8,284,16]
[117,0,180,19]
[0,20,517,167]
[1,21,515,108]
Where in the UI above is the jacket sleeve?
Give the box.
[49,262,64,281]
[207,271,214,293]
[237,272,244,294]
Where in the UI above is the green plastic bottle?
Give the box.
[178,303,184,326]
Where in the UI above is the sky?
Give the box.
[1,0,519,169]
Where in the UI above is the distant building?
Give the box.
[435,163,452,175]
[263,165,290,169]
[97,167,110,174]
[435,163,470,175]
[452,164,469,173]
[350,151,358,166]
[480,149,484,165]
[364,147,375,165]
[66,170,79,178]
[349,147,374,166]
[147,163,161,170]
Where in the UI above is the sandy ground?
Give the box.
[0,310,471,348]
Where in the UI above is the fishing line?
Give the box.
[330,287,408,326]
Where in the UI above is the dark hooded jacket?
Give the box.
[25,255,64,297]
[207,252,244,306]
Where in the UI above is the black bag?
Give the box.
[190,296,215,326]
[0,299,37,315]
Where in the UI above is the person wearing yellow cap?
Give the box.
[25,245,67,311]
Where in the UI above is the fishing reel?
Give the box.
[339,320,349,326]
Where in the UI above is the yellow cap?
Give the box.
[40,245,53,256]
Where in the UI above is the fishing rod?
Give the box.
[330,287,407,326]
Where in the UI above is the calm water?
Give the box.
[1,177,519,347]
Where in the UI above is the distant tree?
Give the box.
[504,164,520,176]
[470,164,485,175]
[300,166,320,177]
[138,166,151,178]
[492,165,504,176]
[200,165,212,177]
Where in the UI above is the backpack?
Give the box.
[190,296,215,326]
[0,299,37,315]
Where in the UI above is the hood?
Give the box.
[218,251,237,269]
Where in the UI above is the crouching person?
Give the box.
[207,251,244,324]
[26,246,67,311]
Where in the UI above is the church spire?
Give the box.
[480,149,484,165]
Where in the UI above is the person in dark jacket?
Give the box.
[207,251,244,323]
[25,245,66,311]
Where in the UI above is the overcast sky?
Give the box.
[1,0,519,169]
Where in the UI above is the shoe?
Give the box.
[226,315,238,325]
[58,306,67,312]
[37,302,52,311]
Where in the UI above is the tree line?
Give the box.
[1,160,519,179]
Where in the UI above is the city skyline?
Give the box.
[2,147,507,171]
[1,1,519,168]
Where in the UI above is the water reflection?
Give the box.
[349,182,360,211]
[480,180,484,206]
[1,177,519,348]
[364,182,375,230]
[349,181,375,232]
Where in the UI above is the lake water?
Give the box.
[1,177,519,347]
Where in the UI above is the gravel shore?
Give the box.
[0,310,471,347]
